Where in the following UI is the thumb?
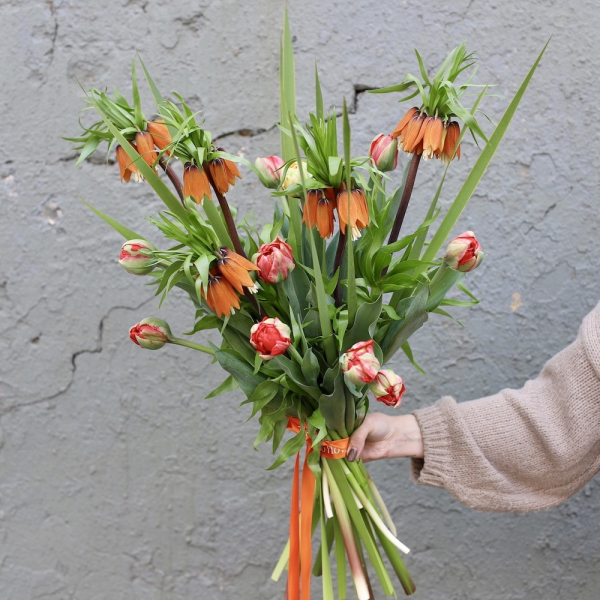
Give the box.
[348,415,373,462]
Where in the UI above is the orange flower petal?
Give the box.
[135,132,158,169]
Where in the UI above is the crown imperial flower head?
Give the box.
[129,318,172,350]
[250,317,291,361]
[369,134,399,172]
[118,239,157,276]
[253,237,295,284]
[255,155,285,189]
[339,340,381,386]
[444,231,484,272]
[369,370,406,408]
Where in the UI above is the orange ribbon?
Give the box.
[286,417,349,600]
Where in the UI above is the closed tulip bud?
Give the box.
[253,237,295,284]
[255,155,285,189]
[368,370,406,408]
[339,340,381,386]
[250,317,291,361]
[129,318,172,350]
[118,239,157,276]
[369,134,399,172]
[444,231,484,272]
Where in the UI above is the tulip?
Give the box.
[444,231,484,272]
[118,239,157,276]
[129,317,172,350]
[253,237,295,284]
[255,155,285,189]
[369,370,406,408]
[369,134,399,172]
[339,340,380,386]
[281,161,312,197]
[250,317,291,361]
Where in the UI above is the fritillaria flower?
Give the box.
[303,188,337,239]
[134,131,158,170]
[118,239,157,276]
[202,269,241,318]
[116,143,142,183]
[207,151,242,194]
[421,117,445,160]
[253,237,295,284]
[398,112,427,154]
[444,231,483,272]
[339,340,381,386]
[391,107,419,140]
[147,119,171,155]
[215,247,259,294]
[441,121,461,164]
[129,317,172,350]
[183,162,212,204]
[250,317,291,361]
[336,186,369,241]
[369,370,406,408]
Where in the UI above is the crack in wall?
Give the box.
[1,299,152,416]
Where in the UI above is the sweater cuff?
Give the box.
[410,398,455,488]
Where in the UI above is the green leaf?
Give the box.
[315,63,324,119]
[137,52,164,107]
[205,375,238,399]
[213,347,266,398]
[401,341,426,374]
[342,296,383,353]
[131,58,144,130]
[80,198,143,240]
[280,8,297,162]
[267,427,305,470]
[318,371,347,436]
[240,380,281,420]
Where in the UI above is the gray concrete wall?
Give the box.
[1,0,599,598]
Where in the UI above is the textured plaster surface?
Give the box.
[1,0,600,598]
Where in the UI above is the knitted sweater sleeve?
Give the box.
[410,301,600,513]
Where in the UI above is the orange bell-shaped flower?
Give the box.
[207,155,242,194]
[183,162,212,204]
[216,247,259,294]
[202,270,241,318]
[337,186,369,241]
[303,189,337,239]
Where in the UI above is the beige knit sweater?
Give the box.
[410,301,600,513]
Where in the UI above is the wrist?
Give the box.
[391,414,424,459]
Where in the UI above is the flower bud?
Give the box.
[444,231,484,272]
[253,237,295,284]
[369,134,399,172]
[129,318,172,350]
[281,161,311,197]
[250,317,291,361]
[339,340,381,386]
[118,239,157,276]
[368,370,406,408]
[255,155,285,189]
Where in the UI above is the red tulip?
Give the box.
[129,318,172,350]
[118,239,156,276]
[444,231,484,272]
[339,340,381,386]
[369,369,406,408]
[253,237,295,284]
[369,134,399,172]
[255,155,285,189]
[250,317,291,361]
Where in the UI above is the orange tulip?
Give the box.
[147,119,171,155]
[441,121,461,164]
[202,270,241,318]
[216,247,259,294]
[207,155,242,194]
[135,131,158,170]
[391,107,419,140]
[115,143,142,183]
[303,189,336,239]
[183,162,212,203]
[337,186,369,241]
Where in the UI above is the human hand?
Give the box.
[347,413,424,462]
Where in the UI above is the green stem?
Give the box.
[170,337,215,355]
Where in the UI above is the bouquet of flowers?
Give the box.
[67,12,547,599]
